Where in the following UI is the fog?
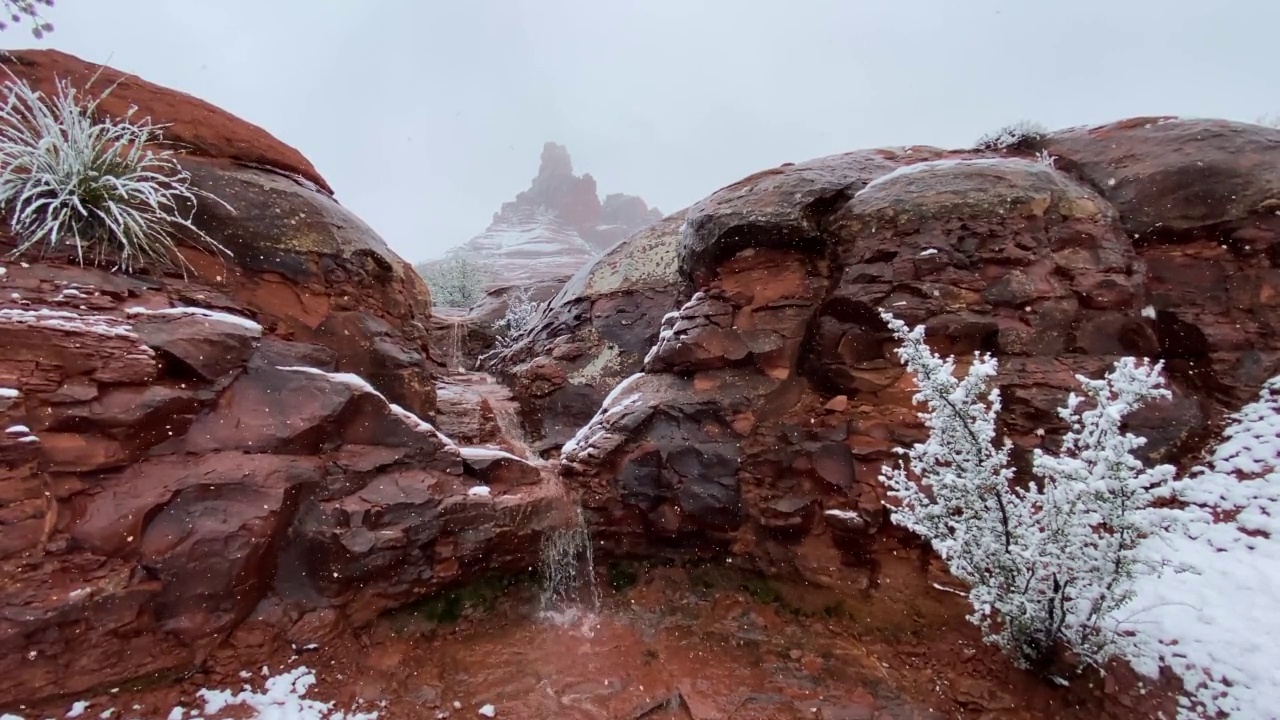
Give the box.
[9,0,1277,262]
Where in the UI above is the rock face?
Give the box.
[0,51,567,706]
[484,211,692,455]
[424,142,662,287]
[558,120,1280,591]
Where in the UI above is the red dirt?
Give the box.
[16,566,1180,720]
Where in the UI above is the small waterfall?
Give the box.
[538,501,601,635]
[447,320,465,370]
[491,402,532,460]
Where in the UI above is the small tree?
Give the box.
[0,0,53,38]
[879,311,1175,672]
[417,255,487,308]
[491,285,540,349]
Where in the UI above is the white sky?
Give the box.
[5,0,1277,262]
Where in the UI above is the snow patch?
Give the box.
[5,425,31,435]
[125,306,263,335]
[0,308,145,342]
[196,666,377,720]
[467,485,493,498]
[66,701,89,718]
[1141,305,1157,319]
[856,158,1033,197]
[459,446,525,463]
[0,387,19,398]
[276,366,458,448]
[1121,377,1280,719]
[561,372,646,459]
[478,704,497,717]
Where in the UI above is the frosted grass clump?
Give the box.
[0,70,231,275]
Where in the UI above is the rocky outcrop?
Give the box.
[484,211,692,455]
[0,51,567,706]
[0,50,330,194]
[426,277,569,371]
[558,120,1280,591]
[423,142,662,288]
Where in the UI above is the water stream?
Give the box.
[455,369,603,632]
[537,501,601,634]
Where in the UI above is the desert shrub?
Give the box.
[975,120,1049,151]
[417,255,487,308]
[0,71,231,274]
[0,0,53,38]
[878,311,1177,672]
[491,285,541,348]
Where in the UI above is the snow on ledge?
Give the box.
[855,157,1040,198]
[125,306,263,335]
[459,446,526,463]
[467,485,493,498]
[0,308,146,343]
[561,372,646,460]
[276,366,458,448]
[0,387,19,399]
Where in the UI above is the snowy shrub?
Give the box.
[0,72,231,274]
[0,0,53,38]
[879,311,1177,672]
[417,255,487,308]
[492,285,541,349]
[975,120,1049,151]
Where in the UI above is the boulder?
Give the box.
[0,53,569,706]
[558,122,1280,598]
[485,212,692,454]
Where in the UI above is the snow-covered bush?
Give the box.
[417,255,487,308]
[0,72,231,274]
[491,285,540,349]
[0,0,53,38]
[975,120,1049,151]
[879,311,1177,671]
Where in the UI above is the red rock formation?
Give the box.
[422,142,662,290]
[0,51,566,706]
[556,120,1280,594]
[1,50,331,194]
[484,212,692,454]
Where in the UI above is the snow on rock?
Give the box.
[196,666,377,720]
[478,704,497,717]
[0,308,145,342]
[0,388,19,399]
[5,425,32,435]
[855,157,1037,197]
[65,701,89,717]
[276,366,457,447]
[1122,376,1280,719]
[458,446,524,463]
[560,372,645,461]
[467,485,492,498]
[125,306,264,335]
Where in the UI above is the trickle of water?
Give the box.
[538,502,601,635]
[447,320,465,370]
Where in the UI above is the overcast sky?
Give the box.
[6,1,1277,262]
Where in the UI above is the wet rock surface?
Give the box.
[561,119,1280,597]
[0,52,568,706]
